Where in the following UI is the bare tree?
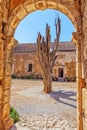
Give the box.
[37,16,61,93]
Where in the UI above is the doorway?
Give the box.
[58,68,64,78]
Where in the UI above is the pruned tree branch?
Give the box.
[37,16,61,93]
[50,16,61,67]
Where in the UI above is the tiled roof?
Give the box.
[13,42,76,53]
[13,43,37,53]
[57,42,76,51]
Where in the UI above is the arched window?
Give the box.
[28,63,32,72]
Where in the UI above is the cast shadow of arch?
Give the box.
[49,90,77,109]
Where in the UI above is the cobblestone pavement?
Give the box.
[11,79,77,130]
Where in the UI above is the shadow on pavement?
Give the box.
[49,90,77,108]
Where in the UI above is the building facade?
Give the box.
[13,42,76,81]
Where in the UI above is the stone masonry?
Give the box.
[0,0,87,130]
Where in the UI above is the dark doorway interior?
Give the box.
[58,68,63,78]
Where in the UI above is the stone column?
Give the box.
[0,1,18,129]
[2,37,18,130]
[72,31,85,130]
[0,2,7,129]
[76,38,83,130]
[82,0,87,129]
[82,0,87,86]
[0,38,5,130]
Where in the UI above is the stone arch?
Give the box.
[2,0,85,130]
[6,0,79,40]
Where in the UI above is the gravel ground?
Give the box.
[10,79,77,129]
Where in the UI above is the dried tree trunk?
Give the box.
[37,17,61,93]
[43,71,52,93]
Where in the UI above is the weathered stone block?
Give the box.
[0,52,4,59]
[23,0,34,5]
[5,50,12,62]
[0,41,4,51]
[2,102,10,119]
[79,78,86,88]
[23,2,36,13]
[0,86,3,99]
[84,69,87,79]
[0,117,3,130]
[4,89,10,97]
[47,1,57,9]
[0,76,3,82]
[35,0,47,10]
[5,63,12,76]
[4,76,12,90]
[3,116,14,130]
[4,25,15,37]
[0,103,2,110]
[82,88,87,129]
[16,4,27,20]
[9,16,19,29]
[6,37,18,51]
[0,97,2,105]
[4,96,10,104]
[10,3,27,20]
[85,100,87,108]
[0,61,3,76]
[0,99,2,105]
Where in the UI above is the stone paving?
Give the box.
[16,115,77,130]
[11,79,77,130]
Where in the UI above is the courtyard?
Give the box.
[11,79,77,130]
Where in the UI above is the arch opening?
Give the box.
[14,9,75,43]
[3,0,83,130]
[7,0,78,42]
[10,6,78,130]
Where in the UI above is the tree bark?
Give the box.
[43,77,52,93]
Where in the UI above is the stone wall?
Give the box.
[81,0,87,129]
[12,47,76,80]
[52,51,76,79]
[13,52,41,77]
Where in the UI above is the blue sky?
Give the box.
[14,9,75,43]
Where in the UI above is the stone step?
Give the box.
[58,78,64,82]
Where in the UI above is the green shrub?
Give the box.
[27,75,34,79]
[20,75,34,79]
[10,106,19,123]
[20,75,26,79]
[12,74,17,79]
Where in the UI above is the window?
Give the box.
[28,63,32,72]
